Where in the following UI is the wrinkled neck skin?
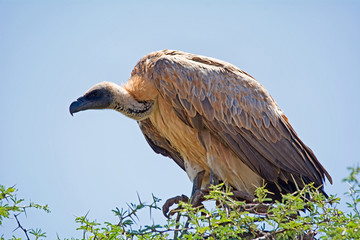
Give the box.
[109,83,154,121]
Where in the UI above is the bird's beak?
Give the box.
[69,96,88,116]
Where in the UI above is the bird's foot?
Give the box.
[162,190,259,218]
[232,190,255,203]
[162,194,189,218]
[232,190,271,215]
[162,190,209,218]
[190,189,208,207]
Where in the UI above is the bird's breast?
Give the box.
[149,96,209,182]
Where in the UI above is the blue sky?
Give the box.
[1,0,359,238]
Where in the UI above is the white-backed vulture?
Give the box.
[70,50,332,205]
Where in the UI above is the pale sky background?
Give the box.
[1,0,359,238]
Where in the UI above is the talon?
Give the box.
[162,194,189,218]
[190,189,208,208]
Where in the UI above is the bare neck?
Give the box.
[110,84,154,121]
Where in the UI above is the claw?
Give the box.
[190,189,208,207]
[162,194,189,218]
[162,171,208,218]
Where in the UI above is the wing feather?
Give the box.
[149,51,332,191]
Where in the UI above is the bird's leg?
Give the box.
[162,170,206,218]
[210,169,219,186]
[191,170,206,196]
[190,170,207,207]
[196,170,221,204]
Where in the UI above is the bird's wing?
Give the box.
[138,118,185,171]
[150,51,332,190]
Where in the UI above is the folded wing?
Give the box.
[150,51,332,195]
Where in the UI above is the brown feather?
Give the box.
[124,50,332,196]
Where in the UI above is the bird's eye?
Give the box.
[87,90,99,99]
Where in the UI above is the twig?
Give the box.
[173,211,182,239]
[14,213,30,240]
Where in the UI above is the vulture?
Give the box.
[70,50,332,207]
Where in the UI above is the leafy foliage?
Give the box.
[0,185,49,240]
[1,167,360,239]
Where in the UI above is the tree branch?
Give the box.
[14,213,30,240]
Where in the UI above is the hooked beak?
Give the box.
[69,96,87,116]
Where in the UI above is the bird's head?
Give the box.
[70,81,154,120]
[69,82,116,116]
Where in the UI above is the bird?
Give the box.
[69,49,332,210]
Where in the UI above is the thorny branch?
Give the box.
[14,213,30,240]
